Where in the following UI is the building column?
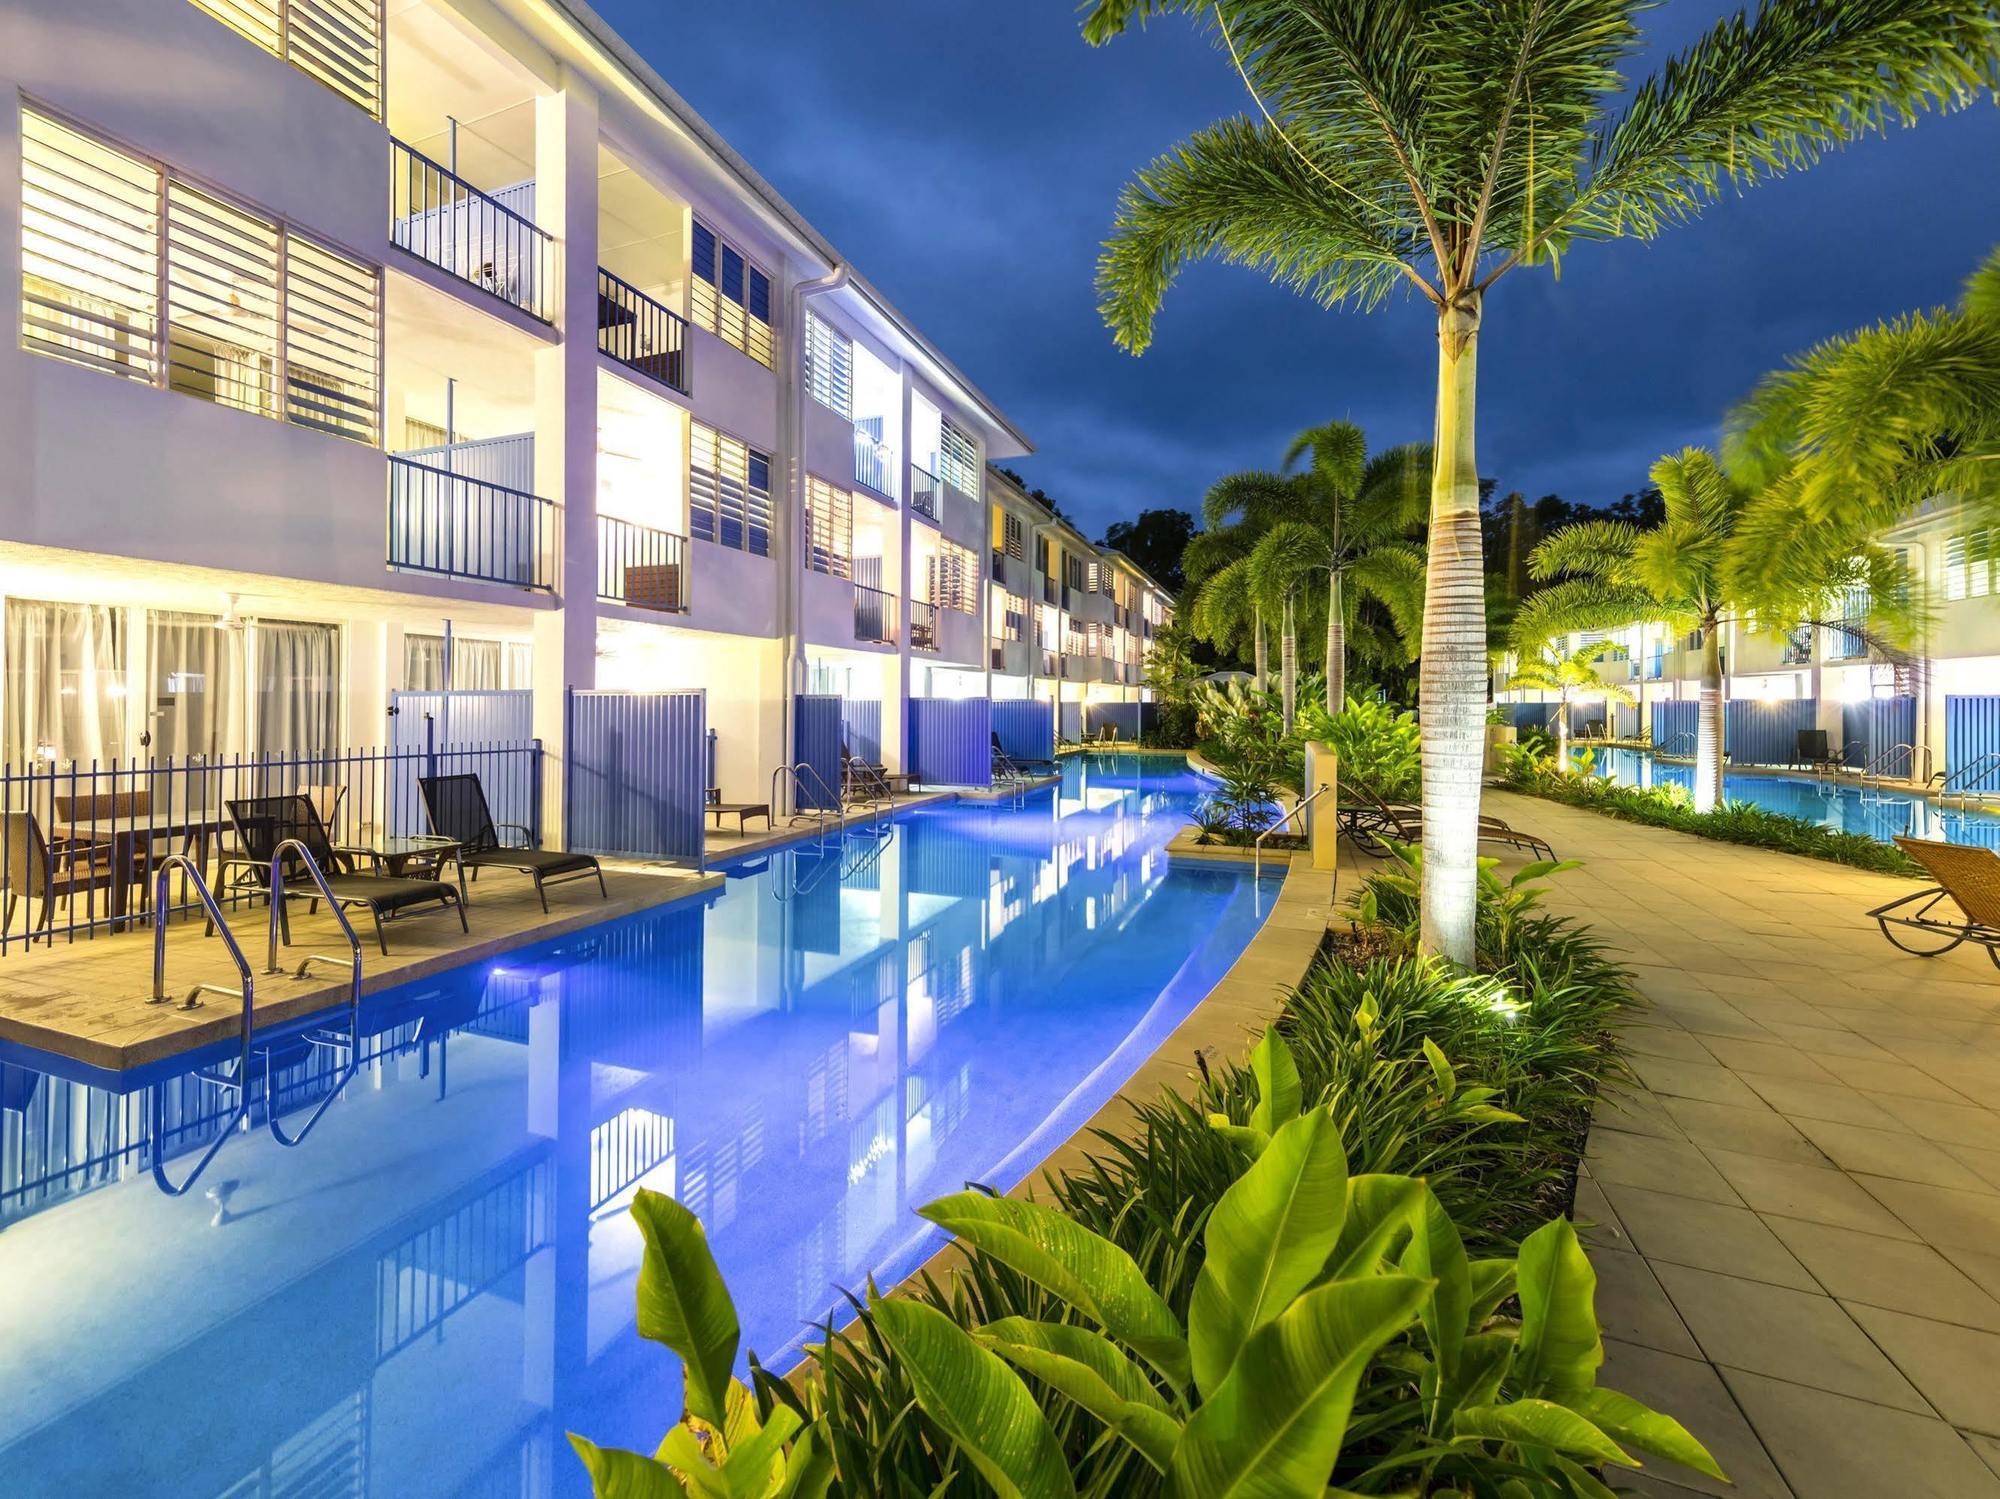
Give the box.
[531,77,601,845]
[888,369,916,772]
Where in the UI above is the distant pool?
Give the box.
[0,753,1279,1499]
[1576,747,2000,849]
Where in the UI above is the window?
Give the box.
[690,422,773,556]
[930,539,979,614]
[3,598,128,767]
[1003,512,1025,560]
[690,217,773,367]
[939,417,979,496]
[187,0,384,118]
[403,634,531,691]
[21,111,161,382]
[996,591,1026,642]
[1945,531,1994,602]
[804,312,852,418]
[805,476,854,578]
[20,109,382,443]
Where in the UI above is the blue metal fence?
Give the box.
[1649,700,1697,750]
[1502,702,1556,732]
[1725,698,1820,767]
[794,694,844,811]
[909,698,992,787]
[841,698,883,763]
[1084,702,1151,742]
[1841,696,1919,773]
[1947,696,2000,793]
[565,689,707,863]
[992,700,1054,764]
[389,690,535,836]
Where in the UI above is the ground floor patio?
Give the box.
[1485,791,2000,1496]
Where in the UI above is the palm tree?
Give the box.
[1245,422,1430,718]
[1506,640,1638,771]
[1512,448,1913,813]
[1728,244,2000,540]
[1083,0,1995,962]
[1183,523,1269,687]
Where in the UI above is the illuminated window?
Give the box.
[1003,512,1025,560]
[186,0,383,118]
[804,312,852,419]
[22,109,379,442]
[690,422,772,556]
[21,111,161,382]
[690,217,773,368]
[930,539,979,614]
[805,476,853,578]
[1944,532,1993,602]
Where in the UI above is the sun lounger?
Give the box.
[1338,782,1557,862]
[419,773,606,912]
[1872,837,2000,968]
[705,790,771,835]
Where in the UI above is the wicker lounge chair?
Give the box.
[419,773,605,911]
[221,794,466,954]
[1872,837,2000,967]
[1339,782,1557,862]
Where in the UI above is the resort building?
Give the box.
[0,0,1175,852]
[1491,495,1998,786]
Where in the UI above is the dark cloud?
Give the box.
[598,0,2000,539]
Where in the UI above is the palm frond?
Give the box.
[1510,578,1659,652]
[1283,419,1367,498]
[1346,543,1427,646]
[1350,442,1434,541]
[1526,519,1638,583]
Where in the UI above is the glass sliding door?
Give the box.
[2,599,127,767]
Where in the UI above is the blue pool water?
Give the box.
[1578,747,2000,849]
[0,754,1278,1499]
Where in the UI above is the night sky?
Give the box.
[595,0,2000,543]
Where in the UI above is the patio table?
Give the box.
[51,809,229,927]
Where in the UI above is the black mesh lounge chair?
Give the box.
[419,774,605,912]
[1796,729,1842,773]
[1338,782,1556,862]
[221,794,466,955]
[991,732,1055,774]
[1872,837,2000,968]
[842,745,912,799]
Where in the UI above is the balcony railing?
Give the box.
[391,140,551,321]
[598,516,688,613]
[388,455,554,589]
[1827,621,1870,660]
[1780,626,1814,666]
[855,423,893,497]
[909,464,942,522]
[597,269,690,395]
[854,583,899,645]
[911,601,940,652]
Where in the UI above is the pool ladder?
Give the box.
[1939,752,2000,811]
[145,842,364,1197]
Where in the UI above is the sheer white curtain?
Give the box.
[403,633,449,692]
[3,598,127,767]
[254,620,341,758]
[404,633,531,691]
[146,610,246,760]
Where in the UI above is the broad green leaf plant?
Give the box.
[1082,0,2000,965]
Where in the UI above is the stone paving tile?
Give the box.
[1657,1095,1827,1165]
[1788,1117,1993,1191]
[1652,1263,1928,1410]
[1587,1127,1742,1204]
[1763,1217,2000,1330]
[1699,1147,1920,1238]
[1592,1245,1702,1357]
[1855,1177,2000,1254]
[1720,1371,2000,1499]
[1601,1339,1795,1499]
[1845,1305,2000,1437]
[1602,1184,1817,1290]
[1736,1073,1909,1130]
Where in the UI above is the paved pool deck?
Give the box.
[1486,790,2000,1498]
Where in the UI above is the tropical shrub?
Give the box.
[1301,694,1421,802]
[1499,756,1922,877]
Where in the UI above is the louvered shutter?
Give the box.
[20,110,161,383]
[284,234,379,442]
[805,313,852,419]
[746,450,772,556]
[939,418,978,496]
[689,423,721,544]
[691,218,719,335]
[167,181,281,415]
[747,268,773,367]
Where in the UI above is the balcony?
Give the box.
[388,455,554,589]
[911,601,940,652]
[597,269,690,396]
[598,516,688,613]
[1827,621,1870,660]
[854,422,893,497]
[909,464,942,523]
[1780,626,1814,667]
[391,139,551,321]
[854,583,899,645]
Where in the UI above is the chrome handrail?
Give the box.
[1254,782,1331,880]
[262,838,366,1148]
[1940,750,2000,808]
[772,763,843,846]
[1862,741,1933,785]
[1655,731,1696,759]
[145,853,255,1197]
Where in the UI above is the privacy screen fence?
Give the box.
[565,689,707,864]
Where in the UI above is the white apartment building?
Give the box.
[0,0,1171,840]
[1492,496,2000,785]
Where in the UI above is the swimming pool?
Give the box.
[1578,747,2000,849]
[0,753,1278,1499]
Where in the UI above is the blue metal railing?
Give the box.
[598,515,688,613]
[911,600,940,652]
[597,268,690,395]
[854,422,893,496]
[855,584,899,645]
[390,139,551,321]
[388,455,555,589]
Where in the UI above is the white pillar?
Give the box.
[531,78,601,845]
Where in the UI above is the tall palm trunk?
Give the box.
[1325,565,1344,714]
[1696,623,1725,813]
[1280,593,1298,735]
[1418,298,1487,966]
[1555,695,1570,771]
[1253,608,1268,692]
